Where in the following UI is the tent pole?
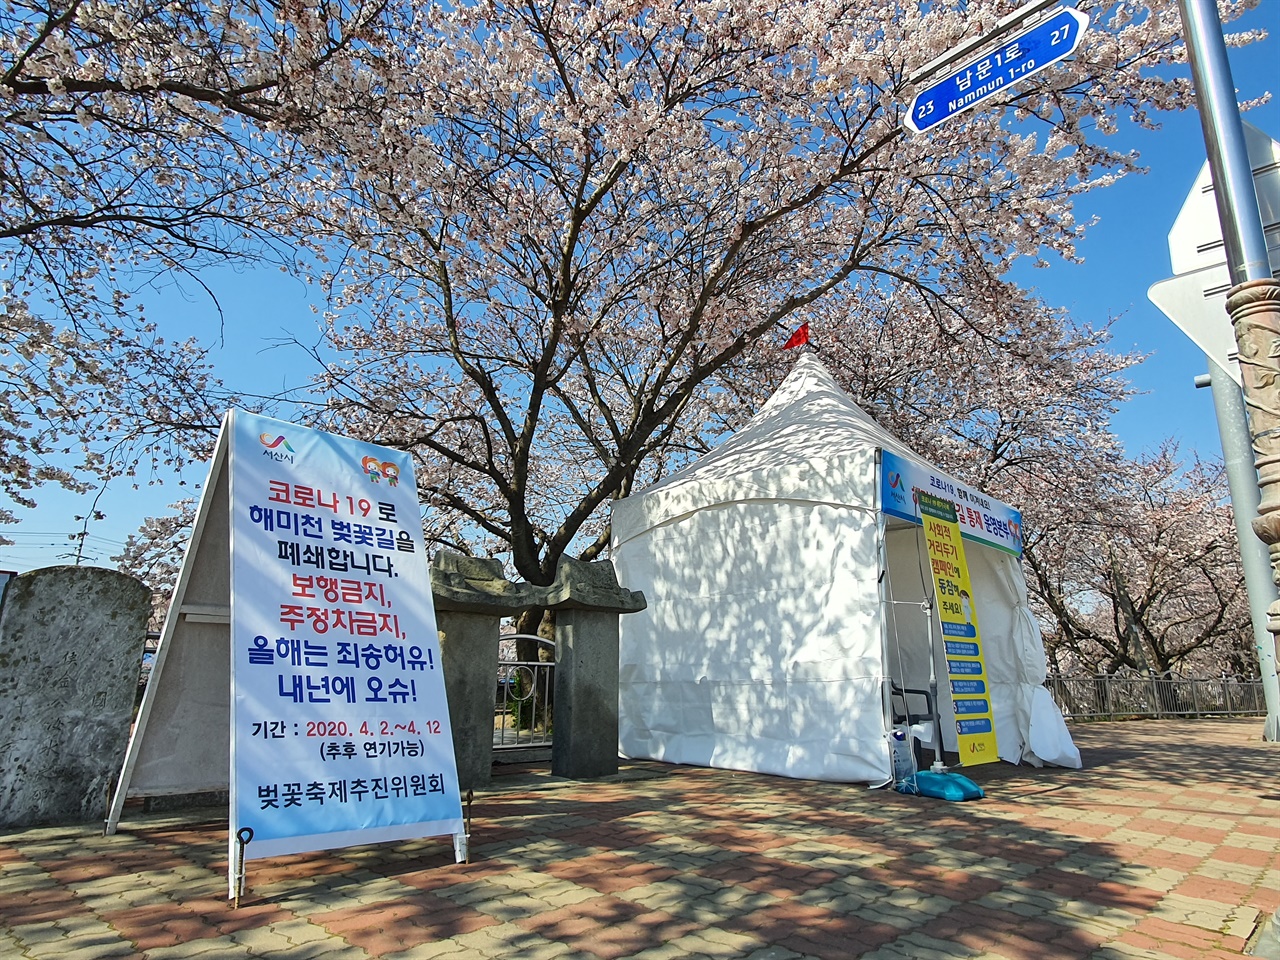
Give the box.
[926,602,945,773]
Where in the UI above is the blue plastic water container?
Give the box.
[894,770,984,801]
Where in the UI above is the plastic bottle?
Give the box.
[890,726,914,781]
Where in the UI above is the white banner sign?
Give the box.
[228,410,462,883]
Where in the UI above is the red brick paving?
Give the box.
[864,858,1007,901]
[0,844,27,863]
[695,850,843,896]
[314,898,501,954]
[547,821,666,850]
[0,718,1275,959]
[100,899,295,949]
[543,849,678,893]
[724,900,902,957]
[690,823,797,853]
[390,856,517,893]
[0,885,94,927]
[1019,867,1167,911]
[515,894,700,960]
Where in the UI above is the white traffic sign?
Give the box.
[1148,266,1242,382]
[905,6,1088,134]
[1150,122,1280,386]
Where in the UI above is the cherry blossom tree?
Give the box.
[815,286,1248,679]
[1024,448,1252,676]
[112,496,194,630]
[0,0,1249,678]
[287,0,1267,591]
[0,0,387,533]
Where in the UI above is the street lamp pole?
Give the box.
[1177,0,1280,740]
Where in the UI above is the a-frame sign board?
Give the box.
[108,432,235,815]
[108,410,466,897]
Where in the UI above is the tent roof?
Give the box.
[650,352,934,489]
[611,352,940,546]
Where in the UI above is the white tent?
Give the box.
[610,353,1080,784]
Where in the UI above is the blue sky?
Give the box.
[2,2,1278,574]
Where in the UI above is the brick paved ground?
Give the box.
[2,718,1277,959]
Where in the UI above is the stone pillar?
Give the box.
[545,557,646,780]
[552,609,621,779]
[0,566,151,827]
[430,553,543,792]
[429,551,645,786]
[435,611,500,792]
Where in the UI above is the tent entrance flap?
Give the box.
[881,524,954,757]
[881,528,947,772]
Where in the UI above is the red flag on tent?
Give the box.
[783,322,810,349]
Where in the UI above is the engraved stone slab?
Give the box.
[0,566,151,827]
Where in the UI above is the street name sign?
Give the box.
[905,6,1089,134]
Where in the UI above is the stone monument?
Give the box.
[430,553,543,791]
[0,566,151,827]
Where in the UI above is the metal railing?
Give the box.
[494,634,555,750]
[1045,672,1266,721]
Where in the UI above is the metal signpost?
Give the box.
[905,4,1088,134]
[1175,0,1280,753]
[1146,122,1280,743]
[1147,124,1280,388]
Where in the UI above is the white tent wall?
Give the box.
[614,498,892,784]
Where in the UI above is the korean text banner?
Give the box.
[918,492,1000,767]
[880,449,1023,556]
[228,410,463,877]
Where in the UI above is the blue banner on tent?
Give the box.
[880,449,1023,556]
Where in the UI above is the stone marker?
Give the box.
[0,566,151,827]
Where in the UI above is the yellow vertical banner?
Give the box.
[917,491,1000,766]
